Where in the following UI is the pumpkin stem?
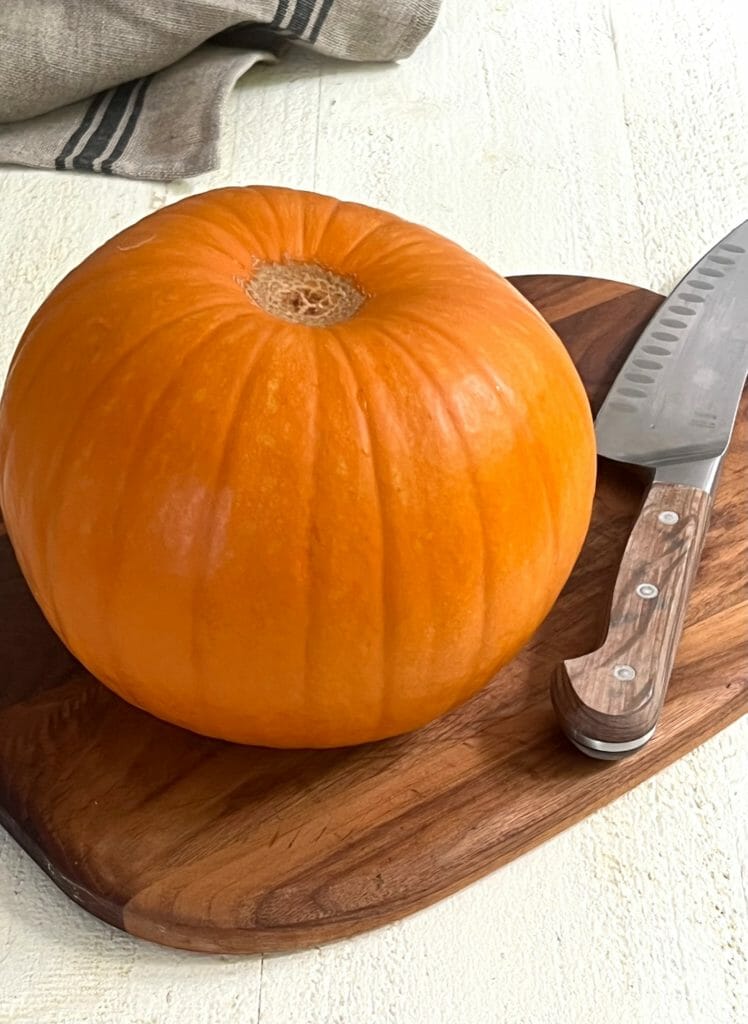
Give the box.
[246,261,365,327]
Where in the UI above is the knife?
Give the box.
[551,221,748,760]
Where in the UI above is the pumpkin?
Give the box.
[0,186,595,748]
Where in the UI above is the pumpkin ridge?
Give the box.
[256,187,292,255]
[339,219,395,267]
[3,286,235,442]
[310,196,343,253]
[404,309,563,596]
[375,323,489,681]
[6,298,239,491]
[527,412,563,581]
[301,333,322,711]
[95,313,253,690]
[149,207,254,263]
[189,330,274,710]
[34,305,233,644]
[328,331,390,729]
[350,236,436,287]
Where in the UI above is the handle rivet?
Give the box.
[613,664,636,681]
[658,510,679,525]
[636,582,659,599]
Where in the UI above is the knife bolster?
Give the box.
[653,455,722,494]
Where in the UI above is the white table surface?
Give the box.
[1,2,747,1022]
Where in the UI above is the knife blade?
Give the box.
[551,221,748,760]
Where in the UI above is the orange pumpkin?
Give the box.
[0,186,595,747]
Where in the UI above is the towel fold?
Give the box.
[0,1,440,180]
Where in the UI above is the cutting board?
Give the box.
[1,275,746,954]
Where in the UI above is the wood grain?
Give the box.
[0,275,745,955]
[552,482,714,748]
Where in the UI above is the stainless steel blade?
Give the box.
[595,221,748,480]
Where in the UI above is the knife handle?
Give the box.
[551,482,713,757]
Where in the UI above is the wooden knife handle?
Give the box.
[551,481,713,755]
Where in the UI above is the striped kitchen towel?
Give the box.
[0,1,441,181]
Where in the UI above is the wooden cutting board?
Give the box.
[1,275,745,955]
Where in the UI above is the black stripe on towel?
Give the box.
[54,91,108,170]
[101,76,154,175]
[286,1,316,37]
[71,81,138,171]
[270,1,289,28]
[309,0,335,43]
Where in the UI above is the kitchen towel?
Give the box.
[0,1,440,181]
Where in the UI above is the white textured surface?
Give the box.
[1,1,747,1021]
